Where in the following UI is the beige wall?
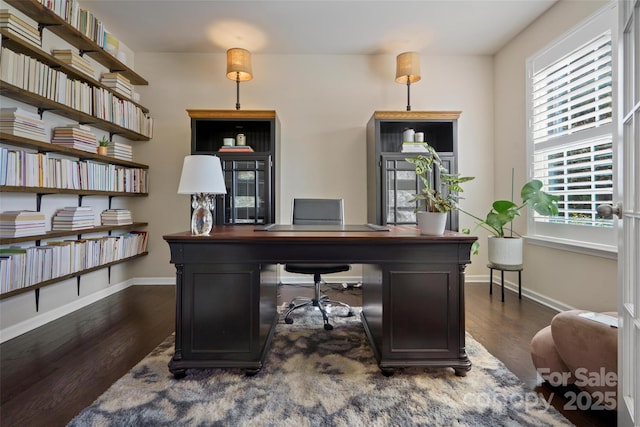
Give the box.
[129,53,495,280]
[493,0,616,311]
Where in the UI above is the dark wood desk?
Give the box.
[163,225,476,377]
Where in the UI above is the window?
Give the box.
[526,5,617,255]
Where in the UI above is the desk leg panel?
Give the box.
[361,262,470,375]
[169,263,278,375]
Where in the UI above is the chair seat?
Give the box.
[285,263,350,275]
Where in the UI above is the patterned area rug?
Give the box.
[68,307,571,426]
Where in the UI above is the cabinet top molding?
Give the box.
[187,110,277,119]
[372,111,462,120]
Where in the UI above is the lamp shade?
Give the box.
[226,48,253,81]
[177,155,227,195]
[395,51,421,84]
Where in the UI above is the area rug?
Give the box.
[68,307,571,426]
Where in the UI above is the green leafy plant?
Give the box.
[99,136,110,147]
[458,178,559,256]
[459,180,559,238]
[406,145,474,213]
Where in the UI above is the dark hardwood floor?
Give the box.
[1,283,616,426]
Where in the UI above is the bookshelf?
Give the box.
[4,0,148,85]
[0,0,152,311]
[188,110,279,225]
[366,111,460,229]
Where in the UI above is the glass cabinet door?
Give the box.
[383,156,422,224]
[381,154,457,230]
[218,156,272,225]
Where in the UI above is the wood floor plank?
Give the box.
[0,282,617,426]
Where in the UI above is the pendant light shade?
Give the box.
[395,51,422,111]
[226,48,253,81]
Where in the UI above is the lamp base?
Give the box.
[191,206,213,235]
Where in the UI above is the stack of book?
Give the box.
[0,107,47,142]
[0,210,46,238]
[401,142,429,153]
[0,10,41,47]
[100,209,132,226]
[51,207,95,231]
[51,49,95,77]
[218,145,254,153]
[51,124,98,153]
[105,141,133,161]
[100,72,132,99]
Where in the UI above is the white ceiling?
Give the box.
[80,0,557,56]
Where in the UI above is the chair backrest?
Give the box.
[292,198,344,225]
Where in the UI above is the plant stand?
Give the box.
[487,263,522,302]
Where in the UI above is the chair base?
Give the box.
[283,280,354,330]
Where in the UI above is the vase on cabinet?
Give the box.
[416,211,447,235]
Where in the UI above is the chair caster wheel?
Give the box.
[288,303,295,308]
[324,323,333,331]
[284,317,293,324]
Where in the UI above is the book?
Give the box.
[218,146,254,153]
[401,142,429,153]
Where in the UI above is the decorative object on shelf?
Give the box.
[236,133,246,146]
[223,137,235,146]
[402,128,415,142]
[395,52,421,111]
[226,48,253,110]
[178,155,227,235]
[458,170,559,266]
[406,144,474,235]
[98,135,110,155]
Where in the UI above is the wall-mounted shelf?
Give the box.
[0,252,149,310]
[0,132,149,169]
[4,0,148,85]
[0,222,149,245]
[0,83,150,141]
[0,29,149,113]
[0,186,148,197]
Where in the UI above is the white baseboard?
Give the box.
[466,274,573,313]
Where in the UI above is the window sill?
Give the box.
[525,235,617,260]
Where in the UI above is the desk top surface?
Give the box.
[163,225,477,243]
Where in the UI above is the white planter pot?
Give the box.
[416,211,447,235]
[487,236,523,266]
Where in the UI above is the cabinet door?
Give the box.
[217,155,272,225]
[382,155,421,225]
[381,154,457,230]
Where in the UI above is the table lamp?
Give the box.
[178,155,227,235]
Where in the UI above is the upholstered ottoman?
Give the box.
[530,310,617,398]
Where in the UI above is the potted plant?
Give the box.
[459,179,559,266]
[98,136,109,155]
[406,145,474,235]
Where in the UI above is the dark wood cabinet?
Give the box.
[366,111,460,230]
[188,110,279,225]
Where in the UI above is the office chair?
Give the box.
[283,198,354,330]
